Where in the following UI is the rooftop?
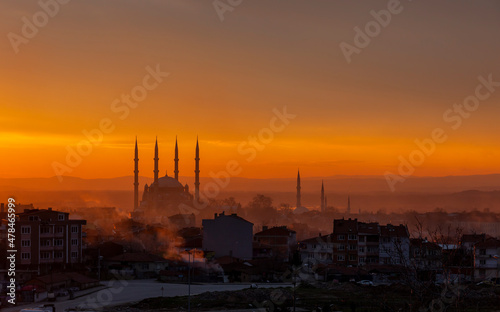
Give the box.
[255,226,296,237]
[107,252,168,263]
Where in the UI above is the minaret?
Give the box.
[296,170,301,208]
[194,137,200,202]
[347,195,351,215]
[134,137,139,211]
[320,180,325,213]
[174,136,179,181]
[154,137,159,185]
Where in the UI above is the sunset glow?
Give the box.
[1,1,499,180]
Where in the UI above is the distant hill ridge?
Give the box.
[0,174,499,193]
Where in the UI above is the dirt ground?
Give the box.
[106,282,500,312]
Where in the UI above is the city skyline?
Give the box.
[2,2,500,311]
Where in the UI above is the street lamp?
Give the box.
[185,249,192,312]
[97,248,103,281]
[292,265,300,312]
[493,255,499,281]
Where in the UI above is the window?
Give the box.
[71,252,78,258]
[359,236,365,242]
[71,239,78,246]
[359,257,365,263]
[21,253,31,260]
[41,240,51,247]
[21,240,31,247]
[479,249,486,256]
[41,252,51,259]
[56,226,64,233]
[348,234,357,240]
[54,252,63,259]
[337,235,345,240]
[349,255,357,261]
[29,216,39,221]
[41,226,51,234]
[349,244,357,250]
[71,225,78,233]
[359,247,365,253]
[337,255,345,261]
[480,260,486,265]
[54,239,63,246]
[21,226,31,234]
[58,214,65,221]
[338,244,345,251]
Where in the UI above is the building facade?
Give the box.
[474,238,500,281]
[299,234,334,266]
[358,222,380,266]
[14,208,86,278]
[333,218,359,266]
[379,224,410,266]
[202,212,253,260]
[254,226,297,262]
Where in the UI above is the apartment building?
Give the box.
[254,226,297,262]
[15,208,87,278]
[474,237,500,281]
[333,218,359,266]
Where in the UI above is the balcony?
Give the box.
[39,258,55,264]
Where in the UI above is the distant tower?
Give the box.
[134,137,139,211]
[194,137,200,202]
[296,170,302,208]
[320,180,325,213]
[347,195,351,215]
[154,137,159,185]
[174,136,179,181]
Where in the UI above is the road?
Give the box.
[4,280,291,311]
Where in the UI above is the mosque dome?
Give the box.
[293,206,309,215]
[157,172,183,188]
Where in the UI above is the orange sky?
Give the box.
[1,1,500,179]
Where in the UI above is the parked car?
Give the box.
[357,280,374,286]
[476,280,495,286]
[57,290,69,297]
[21,304,56,312]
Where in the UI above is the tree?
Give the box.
[245,194,278,225]
[278,203,294,215]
